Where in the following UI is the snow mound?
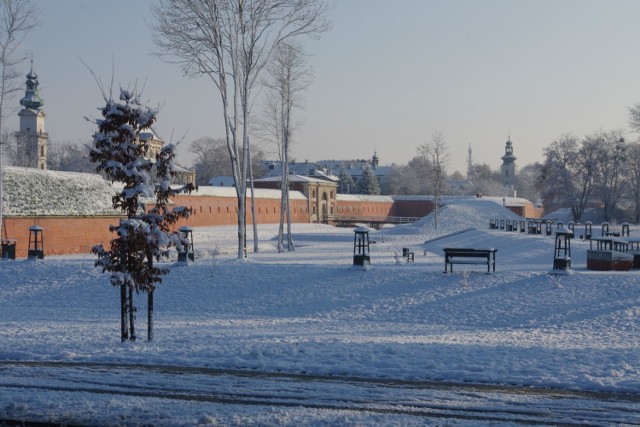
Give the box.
[385,197,522,235]
[2,167,119,216]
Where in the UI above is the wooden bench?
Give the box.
[402,247,414,262]
[443,248,497,273]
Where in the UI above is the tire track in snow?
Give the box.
[1,361,640,425]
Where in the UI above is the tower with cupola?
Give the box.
[500,136,517,190]
[16,60,48,169]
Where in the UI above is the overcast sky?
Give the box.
[16,0,640,174]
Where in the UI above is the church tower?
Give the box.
[16,60,48,169]
[500,137,517,190]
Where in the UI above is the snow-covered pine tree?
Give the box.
[357,164,381,195]
[90,89,194,342]
[337,166,355,194]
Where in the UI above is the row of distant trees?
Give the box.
[538,128,640,224]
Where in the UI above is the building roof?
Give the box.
[255,174,337,185]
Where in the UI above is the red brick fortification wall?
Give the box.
[334,200,394,217]
[2,216,122,259]
[170,195,310,227]
[390,200,434,217]
[1,196,311,259]
[2,196,432,259]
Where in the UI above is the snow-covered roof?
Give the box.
[173,163,194,174]
[336,194,395,202]
[255,174,337,185]
[189,185,306,200]
[2,167,120,216]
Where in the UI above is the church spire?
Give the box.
[467,144,473,179]
[19,59,44,110]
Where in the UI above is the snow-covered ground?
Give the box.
[1,198,640,425]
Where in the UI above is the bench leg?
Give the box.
[444,260,452,273]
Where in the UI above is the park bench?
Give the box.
[402,247,414,262]
[443,248,497,273]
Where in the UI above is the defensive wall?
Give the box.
[3,216,122,259]
[1,167,540,258]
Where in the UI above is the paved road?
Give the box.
[1,361,639,425]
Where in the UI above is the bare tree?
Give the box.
[152,0,329,259]
[591,130,627,222]
[47,141,94,172]
[262,41,311,252]
[418,130,449,231]
[190,136,265,186]
[625,141,640,223]
[0,0,37,240]
[538,134,598,222]
[513,162,542,203]
[629,103,640,134]
[467,163,503,196]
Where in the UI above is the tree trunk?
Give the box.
[286,185,294,251]
[148,289,154,341]
[278,147,287,252]
[248,145,259,253]
[128,287,136,341]
[120,284,128,342]
[0,144,4,240]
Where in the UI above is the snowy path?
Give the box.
[2,361,640,426]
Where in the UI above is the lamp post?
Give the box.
[353,226,371,267]
[178,226,194,263]
[553,227,572,272]
[28,225,44,259]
